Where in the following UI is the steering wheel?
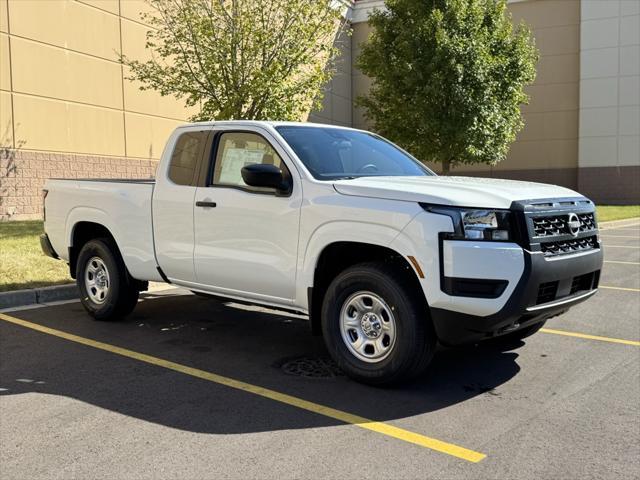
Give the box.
[357,163,379,174]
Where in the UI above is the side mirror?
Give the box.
[241,163,291,194]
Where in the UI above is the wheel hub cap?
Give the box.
[360,312,382,338]
[84,256,110,305]
[96,270,107,288]
[339,291,397,363]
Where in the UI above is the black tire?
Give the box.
[321,262,436,386]
[76,238,139,321]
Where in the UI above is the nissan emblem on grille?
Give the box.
[567,213,581,237]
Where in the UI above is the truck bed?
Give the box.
[44,178,162,282]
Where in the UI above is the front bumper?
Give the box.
[431,247,603,345]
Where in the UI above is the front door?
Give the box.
[193,129,301,303]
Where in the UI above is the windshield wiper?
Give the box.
[332,175,358,180]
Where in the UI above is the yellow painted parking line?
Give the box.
[540,328,640,347]
[599,285,640,292]
[0,313,486,463]
[604,260,640,265]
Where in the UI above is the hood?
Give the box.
[332,176,584,209]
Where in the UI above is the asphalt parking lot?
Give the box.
[1,221,639,480]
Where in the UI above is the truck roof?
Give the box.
[176,120,361,131]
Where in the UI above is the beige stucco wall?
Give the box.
[496,0,581,175]
[579,0,639,169]
[308,27,353,127]
[0,0,197,160]
[576,0,640,203]
[350,0,582,180]
[0,0,355,219]
[0,0,353,160]
[2,0,584,169]
[1,0,636,216]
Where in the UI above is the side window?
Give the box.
[168,131,208,186]
[212,132,290,192]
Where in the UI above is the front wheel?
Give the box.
[321,262,436,386]
[76,238,139,320]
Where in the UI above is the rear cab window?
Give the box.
[168,131,209,186]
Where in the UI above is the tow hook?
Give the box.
[498,323,520,335]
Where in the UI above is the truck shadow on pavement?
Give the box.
[0,291,522,434]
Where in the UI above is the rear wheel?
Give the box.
[76,238,139,320]
[321,262,436,386]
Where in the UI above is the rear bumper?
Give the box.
[40,233,59,259]
[431,247,603,345]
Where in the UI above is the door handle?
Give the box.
[195,201,217,208]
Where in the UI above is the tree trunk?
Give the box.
[442,158,451,175]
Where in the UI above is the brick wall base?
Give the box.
[577,166,640,205]
[449,167,579,192]
[0,150,157,221]
[449,166,639,205]
[1,151,637,221]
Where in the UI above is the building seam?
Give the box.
[75,0,155,31]
[118,0,128,158]
[8,91,188,123]
[5,0,15,149]
[615,6,621,168]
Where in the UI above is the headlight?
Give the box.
[421,204,513,241]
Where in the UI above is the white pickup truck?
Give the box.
[41,121,603,385]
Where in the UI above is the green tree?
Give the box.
[121,0,348,121]
[357,0,538,174]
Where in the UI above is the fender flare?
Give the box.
[296,221,427,328]
[66,207,119,249]
[65,207,125,277]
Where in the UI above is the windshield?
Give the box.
[275,126,434,180]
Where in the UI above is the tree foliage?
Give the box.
[357,0,538,173]
[121,0,347,122]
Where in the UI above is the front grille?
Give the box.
[537,281,559,304]
[533,216,564,236]
[541,236,598,256]
[577,213,596,231]
[533,213,596,237]
[524,203,599,256]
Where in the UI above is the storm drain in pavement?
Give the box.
[278,356,344,378]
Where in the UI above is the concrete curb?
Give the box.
[0,282,176,310]
[599,217,640,229]
[0,284,78,309]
